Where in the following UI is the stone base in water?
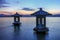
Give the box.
[33,27,49,33]
[13,22,21,26]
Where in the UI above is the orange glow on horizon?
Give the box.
[17,10,36,15]
[47,9,60,14]
[0,9,60,15]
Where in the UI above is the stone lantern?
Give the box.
[13,12,22,26]
[31,8,52,33]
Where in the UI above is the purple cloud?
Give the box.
[0,5,9,8]
[0,0,9,8]
[22,8,35,11]
[0,0,9,4]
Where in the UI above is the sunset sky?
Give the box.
[0,0,60,15]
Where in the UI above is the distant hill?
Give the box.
[0,14,60,17]
[0,14,6,17]
[50,14,60,17]
[0,14,34,17]
[0,14,13,17]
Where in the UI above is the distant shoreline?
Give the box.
[0,16,60,17]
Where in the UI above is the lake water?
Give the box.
[0,17,60,40]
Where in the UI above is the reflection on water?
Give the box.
[13,25,20,32]
[0,17,60,40]
[34,33,48,40]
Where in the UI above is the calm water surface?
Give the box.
[0,17,60,40]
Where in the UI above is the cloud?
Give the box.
[22,8,35,11]
[0,5,9,8]
[0,0,9,4]
[0,0,9,8]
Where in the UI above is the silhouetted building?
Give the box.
[31,8,52,33]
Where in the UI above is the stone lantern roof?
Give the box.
[13,12,22,17]
[31,8,52,16]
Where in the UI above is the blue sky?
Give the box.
[5,0,60,9]
[0,0,60,14]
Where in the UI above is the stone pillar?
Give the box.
[34,16,48,33]
[14,17,16,22]
[36,17,39,27]
[13,16,21,26]
[40,17,42,25]
[44,17,46,27]
[14,17,19,22]
[18,17,20,22]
